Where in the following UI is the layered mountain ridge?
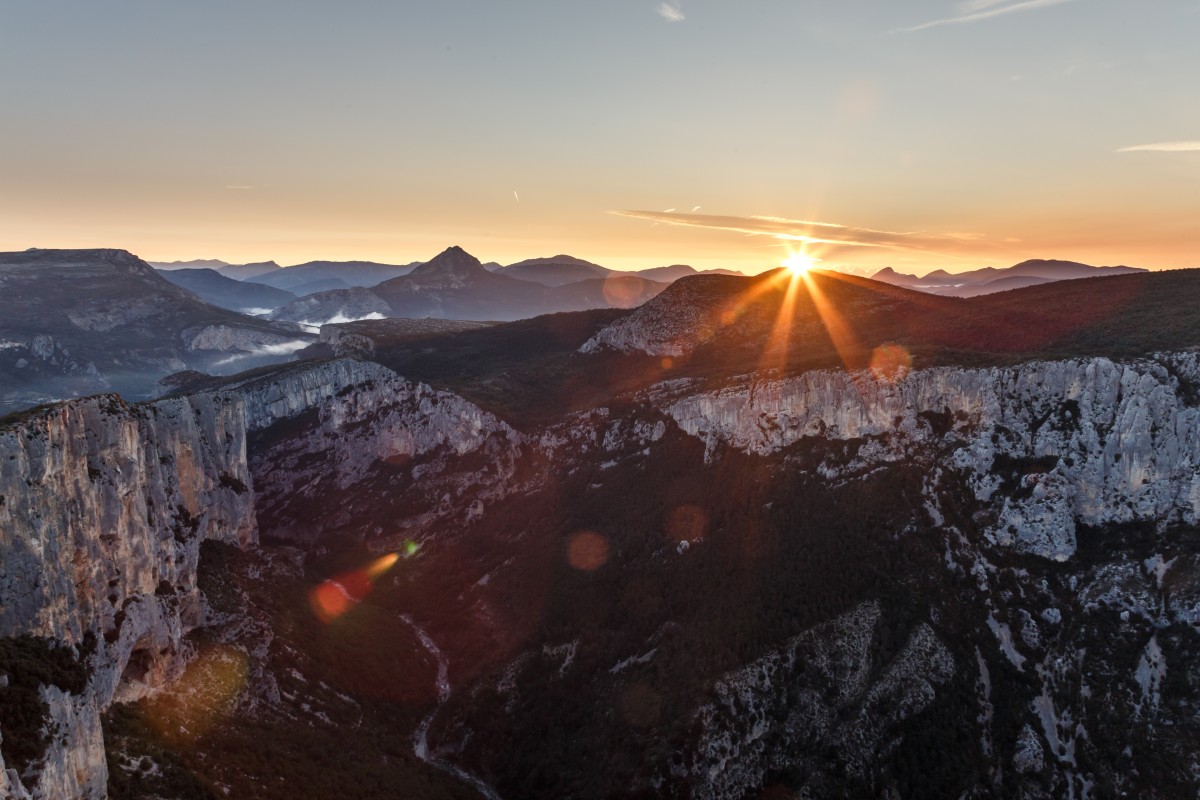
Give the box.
[5,259,1200,799]
[0,249,314,414]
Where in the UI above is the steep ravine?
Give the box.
[0,358,516,799]
[5,349,1200,797]
[401,614,503,800]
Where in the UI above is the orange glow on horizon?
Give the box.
[782,253,817,275]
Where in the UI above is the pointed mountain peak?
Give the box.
[410,245,487,278]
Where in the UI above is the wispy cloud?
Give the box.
[612,210,996,255]
[225,185,256,190]
[1117,141,1200,153]
[898,0,1079,33]
[656,2,685,22]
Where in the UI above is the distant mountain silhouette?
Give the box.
[271,246,670,324]
[157,267,296,312]
[870,259,1145,296]
[149,258,230,271]
[216,260,283,281]
[245,260,418,291]
[497,255,610,286]
[287,278,353,296]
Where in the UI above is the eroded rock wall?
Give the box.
[0,392,257,799]
[664,353,1200,560]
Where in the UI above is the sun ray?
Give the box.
[758,269,805,371]
[799,269,865,373]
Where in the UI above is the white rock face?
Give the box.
[680,601,954,799]
[1013,723,1045,773]
[0,392,258,799]
[663,353,1200,560]
[232,359,522,543]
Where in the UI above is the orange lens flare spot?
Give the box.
[367,552,400,578]
[660,357,674,370]
[869,343,913,383]
[602,274,647,308]
[665,505,708,544]
[310,579,357,623]
[566,531,609,572]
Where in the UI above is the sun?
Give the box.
[782,253,817,275]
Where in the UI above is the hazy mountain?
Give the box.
[287,277,352,296]
[268,287,392,328]
[0,248,313,413]
[276,246,671,324]
[549,274,668,310]
[372,246,561,320]
[496,254,611,286]
[156,267,297,312]
[493,256,745,287]
[871,258,1147,296]
[215,260,284,281]
[947,274,1057,298]
[148,258,230,270]
[245,260,419,291]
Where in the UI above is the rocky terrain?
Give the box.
[5,268,1200,798]
[0,249,314,414]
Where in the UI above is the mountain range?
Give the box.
[5,262,1200,799]
[0,249,311,413]
[7,245,1200,800]
[492,254,742,286]
[270,246,669,325]
[871,258,1146,297]
[158,267,298,313]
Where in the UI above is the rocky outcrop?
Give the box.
[230,359,523,544]
[266,287,391,327]
[676,602,954,799]
[182,324,309,353]
[580,274,749,357]
[663,352,1200,560]
[0,392,257,798]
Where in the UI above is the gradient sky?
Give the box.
[2,1,1197,275]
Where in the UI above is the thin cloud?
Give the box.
[1117,141,1200,153]
[898,0,1079,33]
[225,185,256,190]
[657,2,685,22]
[612,210,997,256]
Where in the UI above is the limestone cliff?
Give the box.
[663,352,1200,560]
[228,359,522,545]
[0,393,257,799]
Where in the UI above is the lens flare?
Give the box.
[869,343,913,383]
[566,531,609,571]
[310,551,402,624]
[602,274,649,308]
[665,505,708,544]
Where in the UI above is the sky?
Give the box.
[1,0,1198,275]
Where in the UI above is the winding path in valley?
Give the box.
[400,613,503,800]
